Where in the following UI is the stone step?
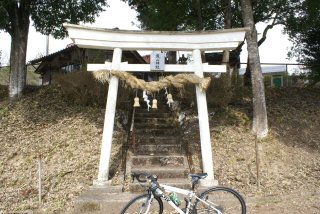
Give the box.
[159,178,192,188]
[132,144,184,155]
[73,191,139,214]
[72,184,210,213]
[134,128,180,136]
[129,178,191,193]
[131,166,188,179]
[135,112,173,118]
[134,122,177,129]
[131,155,186,167]
[135,135,181,144]
[134,117,176,124]
[136,103,171,109]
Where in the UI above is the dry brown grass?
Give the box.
[0,85,319,213]
[53,71,108,107]
[183,87,320,213]
[0,85,126,212]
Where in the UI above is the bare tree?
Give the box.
[240,0,268,138]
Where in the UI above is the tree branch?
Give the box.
[257,13,281,47]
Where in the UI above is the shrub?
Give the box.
[54,71,108,106]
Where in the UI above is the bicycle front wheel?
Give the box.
[121,193,163,214]
[194,186,246,214]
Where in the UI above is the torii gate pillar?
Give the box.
[193,49,215,185]
[97,48,122,182]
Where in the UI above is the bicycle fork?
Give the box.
[140,194,154,214]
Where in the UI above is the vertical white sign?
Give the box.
[150,51,165,71]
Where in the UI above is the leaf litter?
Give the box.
[0,86,319,213]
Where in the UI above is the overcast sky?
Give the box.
[0,0,295,68]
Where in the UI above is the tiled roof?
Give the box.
[29,44,77,64]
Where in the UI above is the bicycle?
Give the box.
[121,172,246,214]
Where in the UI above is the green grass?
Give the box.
[0,67,9,85]
[0,65,41,86]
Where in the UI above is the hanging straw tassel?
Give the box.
[133,90,140,107]
[133,97,140,107]
[167,93,174,107]
[152,99,158,109]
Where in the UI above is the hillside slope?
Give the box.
[184,87,320,213]
[0,86,125,212]
[0,85,319,213]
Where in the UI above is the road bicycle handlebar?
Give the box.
[131,172,209,191]
[131,172,162,195]
[131,172,158,183]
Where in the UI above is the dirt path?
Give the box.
[246,191,320,214]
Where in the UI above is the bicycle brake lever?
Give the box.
[131,173,136,182]
[132,172,147,183]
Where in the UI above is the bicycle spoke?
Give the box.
[121,194,163,214]
[194,187,246,214]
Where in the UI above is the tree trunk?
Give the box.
[8,2,30,100]
[193,0,203,31]
[222,0,232,73]
[220,0,232,104]
[240,0,268,138]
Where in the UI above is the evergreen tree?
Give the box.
[286,0,320,84]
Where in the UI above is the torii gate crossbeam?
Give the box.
[64,24,248,186]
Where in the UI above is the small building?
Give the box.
[205,52,240,67]
[205,52,241,77]
[239,65,288,87]
[29,44,146,85]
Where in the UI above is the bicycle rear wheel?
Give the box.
[121,193,163,214]
[194,186,246,214]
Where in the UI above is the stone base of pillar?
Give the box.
[199,179,219,187]
[93,179,112,187]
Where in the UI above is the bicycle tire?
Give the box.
[120,193,163,214]
[193,186,246,214]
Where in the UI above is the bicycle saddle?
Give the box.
[189,173,208,179]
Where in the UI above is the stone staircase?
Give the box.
[73,94,191,213]
[126,96,191,192]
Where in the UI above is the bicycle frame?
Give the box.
[154,184,222,214]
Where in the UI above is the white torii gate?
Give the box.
[64,24,247,186]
